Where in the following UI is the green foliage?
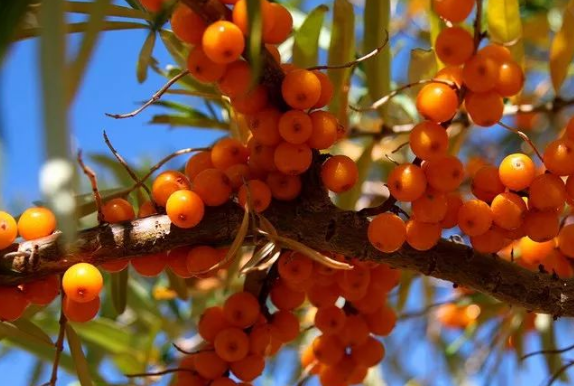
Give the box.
[292,4,328,68]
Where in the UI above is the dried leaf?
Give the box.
[272,235,352,270]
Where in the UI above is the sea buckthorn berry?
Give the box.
[566,117,574,140]
[479,44,512,63]
[218,61,253,98]
[542,249,573,278]
[435,66,464,88]
[370,263,400,293]
[215,327,250,362]
[471,165,505,202]
[519,237,555,265]
[187,46,227,83]
[22,275,60,306]
[425,155,465,193]
[441,192,464,229]
[100,260,129,273]
[416,83,458,123]
[340,314,370,347]
[368,213,407,253]
[558,224,574,258]
[462,54,499,93]
[411,190,448,223]
[274,142,312,175]
[232,85,269,114]
[470,227,508,254]
[62,263,103,303]
[543,138,574,176]
[266,44,281,63]
[224,291,260,328]
[499,153,536,191]
[193,168,233,206]
[307,283,339,308]
[339,265,370,298]
[364,305,397,336]
[166,190,205,229]
[102,198,135,223]
[264,3,293,44]
[131,252,167,277]
[315,305,346,335]
[248,139,277,173]
[152,170,191,207]
[0,287,29,321]
[409,121,449,161]
[523,210,560,242]
[187,245,222,276]
[496,61,524,97]
[529,173,566,211]
[432,0,474,22]
[238,180,272,212]
[212,138,249,171]
[312,71,334,109]
[232,0,274,37]
[465,90,504,127]
[194,350,228,379]
[0,211,17,249]
[567,175,574,203]
[308,111,338,150]
[139,0,168,12]
[225,164,251,190]
[211,378,237,386]
[406,220,441,251]
[202,21,245,64]
[138,200,156,218]
[458,199,493,237]
[435,27,474,66]
[166,247,193,278]
[185,151,214,181]
[271,310,300,342]
[312,334,345,365]
[270,279,306,310]
[278,110,313,144]
[278,251,313,284]
[170,4,206,45]
[320,155,359,193]
[63,296,99,323]
[230,354,265,382]
[266,172,302,201]
[17,207,56,240]
[490,192,527,231]
[281,69,322,110]
[387,164,427,202]
[198,307,231,342]
[248,108,282,146]
[351,336,385,368]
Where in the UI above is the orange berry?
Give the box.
[406,220,441,251]
[409,121,449,161]
[170,4,206,45]
[270,310,300,342]
[496,61,524,97]
[321,155,359,193]
[364,305,396,336]
[435,66,464,88]
[17,207,56,240]
[264,3,293,44]
[301,345,321,375]
[166,246,193,278]
[348,365,369,385]
[281,69,322,110]
[387,164,427,202]
[416,82,459,123]
[212,138,249,171]
[152,170,191,207]
[225,164,251,190]
[194,350,228,379]
[490,192,527,231]
[411,189,448,223]
[425,155,465,192]
[307,283,340,308]
[352,282,387,314]
[187,46,227,83]
[193,168,233,207]
[542,249,573,278]
[432,0,474,22]
[277,251,313,284]
[308,111,338,150]
[166,190,205,228]
[465,90,504,127]
[458,199,493,236]
[215,327,250,362]
[543,139,574,176]
[0,211,17,249]
[312,71,334,109]
[435,26,474,66]
[523,210,560,242]
[102,198,135,223]
[462,54,499,92]
[232,0,274,37]
[131,253,167,277]
[312,334,345,365]
[248,139,277,173]
[340,314,370,347]
[224,291,260,328]
[558,224,574,258]
[22,275,60,306]
[211,378,237,386]
[368,213,407,253]
[499,153,536,191]
[273,142,312,175]
[185,151,214,181]
[266,172,302,201]
[238,180,272,212]
[0,287,29,321]
[471,165,506,202]
[277,110,313,145]
[230,354,265,382]
[198,307,231,342]
[519,237,555,265]
[63,296,99,323]
[100,260,129,273]
[138,200,156,218]
[529,173,566,211]
[266,44,281,63]
[370,264,401,293]
[270,279,305,310]
[249,324,272,355]
[470,227,508,253]
[315,305,346,335]
[441,192,464,229]
[248,108,282,146]
[478,44,512,63]
[62,263,103,303]
[186,245,222,276]
[202,21,245,64]
[351,336,385,367]
[567,174,574,203]
[218,61,253,98]
[231,85,269,114]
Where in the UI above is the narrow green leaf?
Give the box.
[363,0,390,119]
[327,0,355,127]
[337,140,374,210]
[66,324,95,386]
[292,5,328,68]
[15,21,149,41]
[149,114,228,130]
[137,30,156,83]
[487,0,522,44]
[0,321,53,348]
[72,318,140,357]
[28,359,45,386]
[159,29,188,69]
[246,0,263,85]
[539,316,568,382]
[12,319,54,347]
[166,269,189,300]
[64,1,150,20]
[111,269,128,315]
[408,49,437,85]
[396,272,415,312]
[549,0,574,93]
[0,0,34,63]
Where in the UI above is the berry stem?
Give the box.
[77,150,104,224]
[42,293,67,386]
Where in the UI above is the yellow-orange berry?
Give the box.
[231,85,269,114]
[0,287,29,321]
[470,227,508,254]
[248,108,282,146]
[22,275,60,306]
[416,83,459,123]
[558,224,574,258]
[478,44,512,63]
[224,291,261,328]
[170,4,206,45]
[152,170,191,207]
[465,90,504,127]
[225,164,251,190]
[131,252,168,277]
[498,153,536,191]
[425,155,465,193]
[218,61,253,98]
[274,142,312,175]
[193,168,233,206]
[496,61,524,97]
[462,54,498,93]
[137,200,157,218]
[62,263,103,303]
[458,199,493,236]
[411,190,448,223]
[435,26,474,66]
[17,207,56,240]
[266,172,302,201]
[406,220,441,251]
[102,198,135,223]
[529,173,566,211]
[185,151,214,181]
[321,155,359,193]
[166,190,205,228]
[435,66,464,88]
[471,165,505,202]
[278,110,313,145]
[238,180,272,212]
[368,213,407,253]
[308,111,338,150]
[281,69,322,110]
[63,296,99,323]
[543,139,574,176]
[523,210,560,242]
[232,0,274,37]
[187,46,227,83]
[203,21,245,64]
[312,71,334,109]
[409,121,449,160]
[186,245,222,276]
[432,0,475,22]
[387,164,427,202]
[0,211,17,249]
[263,3,293,44]
[519,237,555,265]
[490,192,527,231]
[441,192,464,229]
[212,138,250,170]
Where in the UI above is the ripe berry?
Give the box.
[462,54,498,93]
[278,251,313,284]
[215,327,250,362]
[278,110,313,145]
[185,151,214,181]
[231,85,269,114]
[274,142,312,175]
[479,44,512,63]
[432,0,475,23]
[465,91,504,127]
[193,168,233,206]
[0,286,29,321]
[387,164,427,202]
[312,334,345,365]
[62,263,103,303]
[416,83,458,123]
[151,170,191,207]
[498,153,536,191]
[558,224,574,258]
[266,172,302,201]
[198,306,231,342]
[270,279,305,310]
[187,245,222,276]
[321,155,359,193]
[308,111,338,150]
[315,305,346,335]
[435,66,464,88]
[441,192,464,229]
[137,200,156,218]
[187,46,227,83]
[218,61,253,99]
[225,164,251,190]
[22,275,60,306]
[312,71,334,109]
[131,252,167,277]
[458,199,493,236]
[238,180,272,212]
[202,21,245,64]
[425,155,465,192]
[471,227,507,254]
[409,121,448,160]
[224,291,260,328]
[229,354,265,382]
[405,220,441,251]
[281,69,322,110]
[211,138,249,170]
[368,213,407,253]
[529,173,566,211]
[63,296,100,323]
[471,165,505,202]
[523,210,560,242]
[193,350,228,379]
[351,336,385,367]
[232,0,274,37]
[0,211,17,249]
[271,310,300,342]
[166,190,205,229]
[102,198,135,223]
[18,207,56,240]
[435,27,474,66]
[543,138,574,176]
[490,192,527,231]
[264,3,293,44]
[364,305,397,336]
[248,108,282,146]
[411,190,448,223]
[170,4,206,45]
[496,61,524,97]
[166,247,193,278]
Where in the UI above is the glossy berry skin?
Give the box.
[170,4,206,45]
[320,155,359,193]
[151,170,191,207]
[368,213,407,253]
[166,190,205,229]
[281,69,322,110]
[202,21,245,64]
[22,275,60,306]
[0,211,17,250]
[17,207,57,241]
[416,83,458,123]
[0,286,29,321]
[102,198,135,223]
[63,296,100,323]
[62,263,103,303]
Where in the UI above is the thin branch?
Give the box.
[472,0,484,52]
[521,343,574,361]
[399,298,460,320]
[105,70,190,119]
[125,368,194,378]
[545,359,574,386]
[77,150,104,224]
[45,293,67,386]
[307,30,390,71]
[391,141,409,154]
[171,343,206,355]
[497,121,544,162]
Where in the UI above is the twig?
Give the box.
[399,298,460,320]
[544,359,574,386]
[497,121,544,162]
[307,30,390,71]
[125,368,194,378]
[472,0,484,52]
[522,343,574,361]
[391,141,409,154]
[171,343,205,355]
[105,70,190,119]
[44,293,67,386]
[77,150,104,224]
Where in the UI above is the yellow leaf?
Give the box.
[550,1,574,93]
[487,0,522,44]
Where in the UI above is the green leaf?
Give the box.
[327,0,355,127]
[149,114,228,130]
[549,0,574,93]
[137,30,156,83]
[0,0,35,63]
[337,140,374,210]
[89,153,139,186]
[72,318,140,358]
[75,187,132,218]
[539,316,568,382]
[64,1,150,20]
[166,269,189,300]
[111,269,128,315]
[14,21,149,41]
[396,271,415,312]
[66,324,95,386]
[159,29,188,69]
[487,0,522,44]
[12,319,54,347]
[363,0,390,120]
[0,321,53,348]
[246,0,263,85]
[408,49,437,86]
[292,5,328,68]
